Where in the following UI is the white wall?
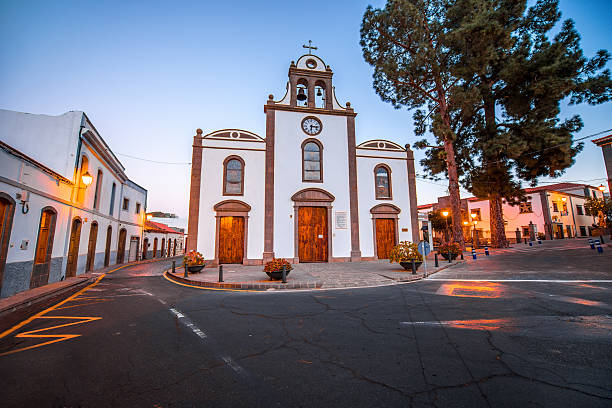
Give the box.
[273,110,352,259]
[0,110,83,181]
[197,139,266,261]
[356,150,413,258]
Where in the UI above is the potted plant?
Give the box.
[389,241,423,271]
[439,242,461,260]
[184,250,205,273]
[263,258,293,281]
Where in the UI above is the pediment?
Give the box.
[214,200,251,212]
[291,188,335,202]
[357,140,405,151]
[203,129,264,143]
[370,204,401,214]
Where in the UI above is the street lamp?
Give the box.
[442,210,450,242]
[146,213,153,221]
[81,171,93,187]
[599,184,606,192]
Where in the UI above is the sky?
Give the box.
[1,0,611,229]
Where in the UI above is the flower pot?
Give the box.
[441,253,458,261]
[187,265,205,273]
[266,270,291,281]
[399,261,422,271]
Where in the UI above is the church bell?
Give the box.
[297,87,307,101]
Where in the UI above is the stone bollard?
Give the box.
[184,263,188,278]
[524,238,528,245]
[484,246,489,256]
[434,253,439,267]
[448,250,452,264]
[595,239,604,254]
[281,265,287,283]
[411,259,416,275]
[218,265,224,282]
[460,251,464,260]
[172,260,176,274]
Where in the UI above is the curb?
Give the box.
[164,259,467,292]
[166,271,323,290]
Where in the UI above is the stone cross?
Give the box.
[302,40,318,55]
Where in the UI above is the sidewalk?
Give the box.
[0,256,180,333]
[166,254,463,291]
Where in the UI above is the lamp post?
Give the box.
[81,171,93,187]
[470,212,478,249]
[442,210,450,243]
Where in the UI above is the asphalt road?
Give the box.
[1,241,611,407]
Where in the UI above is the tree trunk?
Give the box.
[489,193,509,248]
[482,83,507,248]
[435,74,465,248]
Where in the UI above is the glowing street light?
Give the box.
[81,171,93,187]
[599,184,606,192]
[146,213,153,221]
[442,210,449,217]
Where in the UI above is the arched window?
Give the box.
[93,169,103,210]
[302,140,322,182]
[77,155,89,204]
[223,156,244,195]
[374,164,392,199]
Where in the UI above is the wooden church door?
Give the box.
[86,222,98,271]
[375,218,396,259]
[298,207,328,262]
[218,216,244,264]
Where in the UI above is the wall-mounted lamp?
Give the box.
[470,213,477,219]
[146,213,153,221]
[442,210,449,217]
[561,197,567,202]
[81,171,93,187]
[599,184,606,192]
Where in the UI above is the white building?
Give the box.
[187,53,419,265]
[0,110,147,298]
[143,220,185,259]
[418,183,604,244]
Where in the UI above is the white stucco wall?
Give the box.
[197,139,266,261]
[0,110,83,181]
[272,110,352,259]
[356,150,413,258]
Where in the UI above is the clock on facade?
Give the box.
[301,116,322,136]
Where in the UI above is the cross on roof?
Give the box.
[302,40,318,55]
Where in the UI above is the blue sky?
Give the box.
[1,0,610,227]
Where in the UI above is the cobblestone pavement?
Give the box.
[168,255,461,290]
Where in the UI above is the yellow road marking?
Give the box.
[0,257,170,357]
[53,299,112,311]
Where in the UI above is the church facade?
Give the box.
[187,53,419,265]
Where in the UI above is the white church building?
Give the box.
[187,53,419,265]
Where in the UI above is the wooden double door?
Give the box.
[375,218,396,259]
[298,206,328,263]
[219,216,245,264]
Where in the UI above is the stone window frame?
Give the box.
[301,138,323,183]
[122,198,130,211]
[576,205,584,216]
[373,164,393,200]
[222,155,245,196]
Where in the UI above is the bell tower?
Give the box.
[288,54,334,110]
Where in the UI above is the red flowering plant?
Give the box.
[184,250,205,266]
[438,242,461,258]
[263,258,293,273]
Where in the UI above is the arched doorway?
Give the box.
[214,200,250,265]
[86,222,98,272]
[104,226,112,266]
[167,239,171,257]
[0,193,16,294]
[31,206,57,289]
[153,238,158,258]
[291,189,334,263]
[173,239,177,256]
[371,204,400,259]
[66,217,83,278]
[142,238,149,259]
[117,228,127,264]
[161,238,165,257]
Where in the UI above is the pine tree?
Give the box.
[418,0,611,247]
[360,0,467,246]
